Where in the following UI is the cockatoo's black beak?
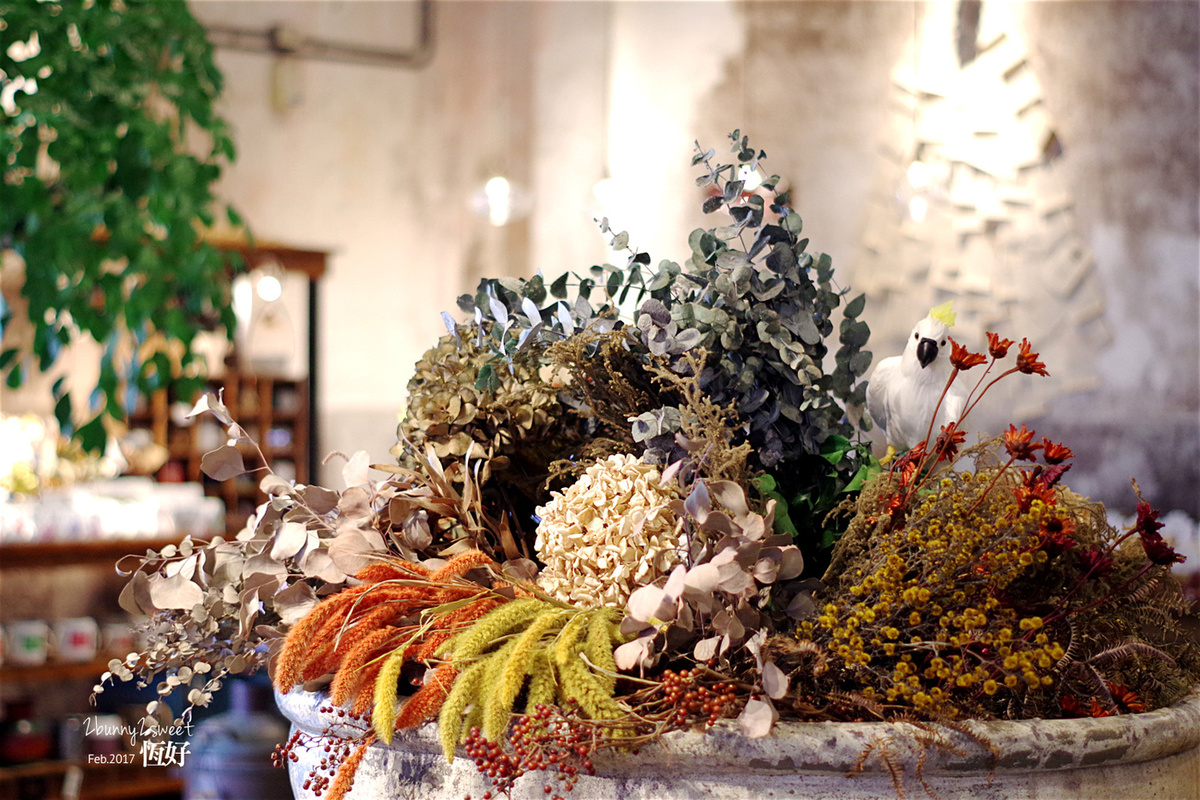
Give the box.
[917,338,938,368]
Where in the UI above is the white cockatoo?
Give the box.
[867,302,966,452]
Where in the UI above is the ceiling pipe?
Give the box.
[203,0,435,70]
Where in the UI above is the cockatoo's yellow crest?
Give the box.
[930,301,956,327]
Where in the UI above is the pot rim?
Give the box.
[275,687,1200,776]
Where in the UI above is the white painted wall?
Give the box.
[187,0,751,484]
[9,1,1184,513]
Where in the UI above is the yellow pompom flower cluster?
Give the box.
[806,466,1069,718]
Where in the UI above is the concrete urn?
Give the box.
[276,688,1200,800]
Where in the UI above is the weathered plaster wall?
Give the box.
[701,1,1198,516]
[185,1,1196,517]
[189,0,548,478]
[187,0,745,485]
[1013,1,1199,515]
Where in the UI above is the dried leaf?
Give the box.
[738,513,768,541]
[119,570,157,614]
[753,556,780,584]
[149,572,204,610]
[328,528,386,575]
[298,485,339,514]
[627,584,669,623]
[744,629,768,663]
[500,558,539,583]
[186,392,233,426]
[614,632,656,670]
[300,550,346,584]
[706,480,749,517]
[337,486,372,521]
[777,546,805,581]
[693,635,720,662]
[659,459,684,487]
[762,660,789,699]
[716,563,755,596]
[164,553,197,581]
[200,445,245,481]
[737,698,778,738]
[662,564,688,600]
[273,582,318,626]
[497,512,523,561]
[342,450,371,488]
[399,511,432,550]
[682,562,720,595]
[699,510,737,537]
[244,552,288,579]
[785,591,816,620]
[269,521,309,562]
[711,609,745,641]
[520,295,541,322]
[684,479,711,522]
[260,474,293,496]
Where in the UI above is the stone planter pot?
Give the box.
[277,688,1200,800]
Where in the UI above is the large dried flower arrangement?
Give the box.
[100,133,1199,800]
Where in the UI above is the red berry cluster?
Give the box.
[462,704,598,800]
[657,669,739,727]
[272,730,304,770]
[271,706,371,797]
[315,703,371,725]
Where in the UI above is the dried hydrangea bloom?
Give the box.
[534,453,684,609]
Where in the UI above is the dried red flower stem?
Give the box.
[913,367,961,476]
[893,335,1051,511]
[964,454,1021,516]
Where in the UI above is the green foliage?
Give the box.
[0,0,244,448]
[449,132,875,560]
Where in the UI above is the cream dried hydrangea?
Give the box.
[534,453,684,609]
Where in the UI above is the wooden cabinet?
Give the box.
[132,371,311,536]
[131,240,326,537]
[0,539,185,800]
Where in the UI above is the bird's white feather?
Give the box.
[867,312,967,451]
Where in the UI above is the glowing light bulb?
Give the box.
[256,273,283,302]
[907,160,931,190]
[737,164,764,192]
[484,175,512,227]
[909,195,929,223]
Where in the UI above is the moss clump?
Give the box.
[779,436,1200,721]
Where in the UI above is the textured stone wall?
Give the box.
[185,1,1196,518]
[698,1,1198,516]
[1013,1,1199,516]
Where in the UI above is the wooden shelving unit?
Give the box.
[0,241,324,800]
[0,760,181,800]
[0,536,183,570]
[0,656,111,686]
[127,240,326,538]
[130,371,311,536]
[0,540,183,800]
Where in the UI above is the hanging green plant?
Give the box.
[0,0,244,450]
